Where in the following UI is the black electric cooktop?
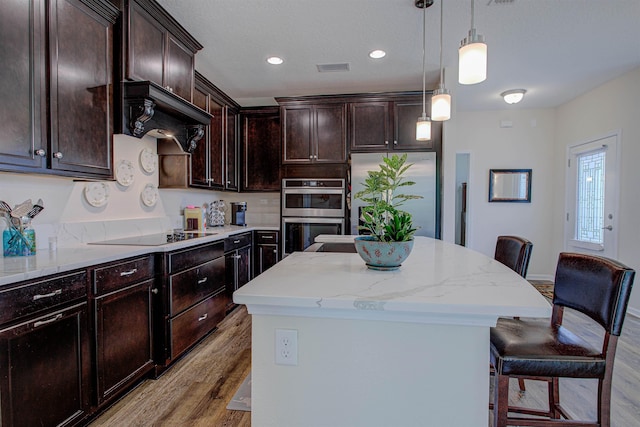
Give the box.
[88,231,216,246]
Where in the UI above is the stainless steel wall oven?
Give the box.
[281,178,346,256]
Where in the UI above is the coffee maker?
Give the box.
[230,202,247,226]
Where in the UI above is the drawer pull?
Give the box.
[198,313,208,321]
[33,314,63,328]
[233,239,240,244]
[235,254,242,259]
[32,289,62,301]
[197,277,208,284]
[151,288,159,294]
[262,236,274,240]
[120,268,138,277]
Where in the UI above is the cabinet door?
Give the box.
[242,111,281,191]
[208,99,225,189]
[282,106,312,163]
[349,102,390,152]
[393,100,434,151]
[49,0,114,177]
[128,2,165,85]
[237,245,252,289]
[0,0,46,172]
[191,85,209,187]
[165,35,194,101]
[256,244,279,276]
[0,303,91,427]
[314,104,346,162]
[225,108,239,191]
[95,280,154,404]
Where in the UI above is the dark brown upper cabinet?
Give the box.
[279,102,347,164]
[241,107,281,191]
[349,94,442,152]
[189,72,239,191]
[121,0,202,103]
[0,0,118,179]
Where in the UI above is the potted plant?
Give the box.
[353,153,423,270]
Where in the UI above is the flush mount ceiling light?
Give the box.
[458,0,487,85]
[501,89,526,104]
[415,0,433,141]
[431,0,451,121]
[266,56,284,65]
[369,49,386,59]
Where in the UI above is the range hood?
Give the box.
[122,81,211,153]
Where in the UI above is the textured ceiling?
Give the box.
[156,0,640,110]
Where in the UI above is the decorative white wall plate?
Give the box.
[141,183,159,207]
[139,147,158,173]
[84,182,110,207]
[115,159,135,186]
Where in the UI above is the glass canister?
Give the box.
[3,227,36,257]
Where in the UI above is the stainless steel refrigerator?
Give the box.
[350,152,437,237]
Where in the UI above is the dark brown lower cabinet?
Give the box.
[224,233,252,312]
[254,230,279,277]
[0,302,91,427]
[94,280,154,404]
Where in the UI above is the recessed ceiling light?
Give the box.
[266,56,284,65]
[369,50,386,59]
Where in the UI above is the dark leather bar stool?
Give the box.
[494,235,533,278]
[494,235,533,392]
[490,252,635,427]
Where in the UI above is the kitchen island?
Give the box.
[233,236,551,427]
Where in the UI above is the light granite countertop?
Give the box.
[233,236,551,326]
[0,225,277,287]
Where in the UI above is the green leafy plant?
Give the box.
[354,154,423,242]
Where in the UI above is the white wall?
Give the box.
[442,109,557,279]
[554,67,640,313]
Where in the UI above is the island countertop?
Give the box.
[233,236,551,326]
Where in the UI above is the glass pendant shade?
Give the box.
[431,88,451,121]
[416,116,431,141]
[458,30,487,85]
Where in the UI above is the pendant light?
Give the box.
[431,0,451,121]
[416,0,431,141]
[458,0,487,85]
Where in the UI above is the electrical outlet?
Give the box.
[275,329,298,366]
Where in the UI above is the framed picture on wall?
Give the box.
[488,169,532,203]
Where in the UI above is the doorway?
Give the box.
[564,133,620,259]
[455,153,470,246]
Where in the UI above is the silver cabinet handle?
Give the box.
[227,180,231,185]
[53,152,63,159]
[235,254,242,259]
[309,155,313,160]
[151,288,159,294]
[198,313,208,321]
[120,268,138,276]
[273,249,277,254]
[602,225,613,231]
[262,236,274,240]
[393,140,398,145]
[233,239,240,244]
[197,277,208,284]
[34,314,63,328]
[384,140,389,145]
[33,289,62,301]
[35,148,46,157]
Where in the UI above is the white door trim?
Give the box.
[564,130,621,259]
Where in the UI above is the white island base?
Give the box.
[252,314,489,427]
[234,237,551,427]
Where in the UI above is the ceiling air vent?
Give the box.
[316,63,350,73]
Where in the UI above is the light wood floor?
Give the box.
[89,305,252,427]
[90,305,640,427]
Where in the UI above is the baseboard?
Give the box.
[525,273,555,281]
[627,306,640,319]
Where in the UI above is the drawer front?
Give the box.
[169,241,224,273]
[0,271,87,325]
[224,232,252,252]
[169,256,225,316]
[93,255,155,295]
[170,291,226,359]
[255,230,279,244]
